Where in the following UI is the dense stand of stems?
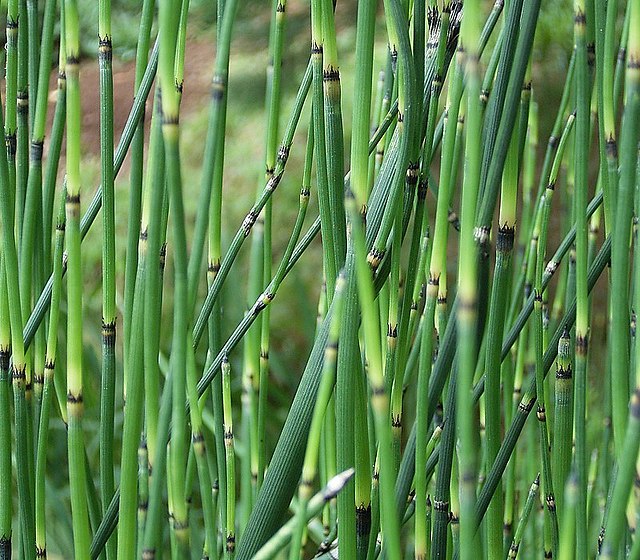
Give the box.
[1,2,639,560]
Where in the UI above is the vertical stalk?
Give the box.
[5,0,18,219]
[122,0,155,369]
[34,192,66,557]
[348,1,376,553]
[289,272,346,559]
[457,1,482,557]
[222,357,236,560]
[573,0,592,555]
[310,0,337,297]
[553,329,573,517]
[257,0,287,492]
[533,165,559,559]
[98,0,116,554]
[484,124,518,560]
[159,0,191,542]
[507,474,539,559]
[65,0,92,551]
[0,260,12,557]
[321,0,346,270]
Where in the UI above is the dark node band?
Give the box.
[67,391,84,404]
[518,398,534,413]
[12,365,26,381]
[496,224,515,252]
[323,67,340,82]
[242,210,258,236]
[545,494,556,512]
[277,144,290,164]
[433,499,449,512]
[627,55,640,70]
[31,140,44,161]
[556,364,573,380]
[5,133,17,157]
[267,171,282,192]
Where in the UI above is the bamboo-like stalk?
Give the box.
[141,89,165,505]
[321,0,346,272]
[573,0,592,556]
[507,474,539,559]
[122,0,155,373]
[222,356,236,559]
[553,328,573,517]
[98,0,116,553]
[400,186,606,542]
[478,0,524,197]
[34,191,66,557]
[186,330,216,558]
[310,0,337,298]
[602,0,618,227]
[533,149,559,559]
[116,110,159,560]
[5,0,18,217]
[597,7,640,553]
[22,0,56,432]
[257,0,287,493]
[41,51,67,272]
[65,0,92,552]
[16,0,34,527]
[483,126,518,560]
[0,258,12,558]
[252,470,355,560]
[26,0,39,123]
[346,197,402,560]
[456,1,482,557]
[158,0,190,550]
[557,473,578,560]
[289,271,346,559]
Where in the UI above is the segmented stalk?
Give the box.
[222,357,236,559]
[553,329,573,516]
[573,0,592,555]
[253,470,355,560]
[507,474,539,559]
[65,0,92,551]
[456,1,482,556]
[310,0,337,297]
[34,192,66,557]
[483,128,518,560]
[0,259,12,558]
[98,0,116,552]
[289,271,346,559]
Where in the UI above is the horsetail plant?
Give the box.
[65,0,92,553]
[1,0,640,559]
